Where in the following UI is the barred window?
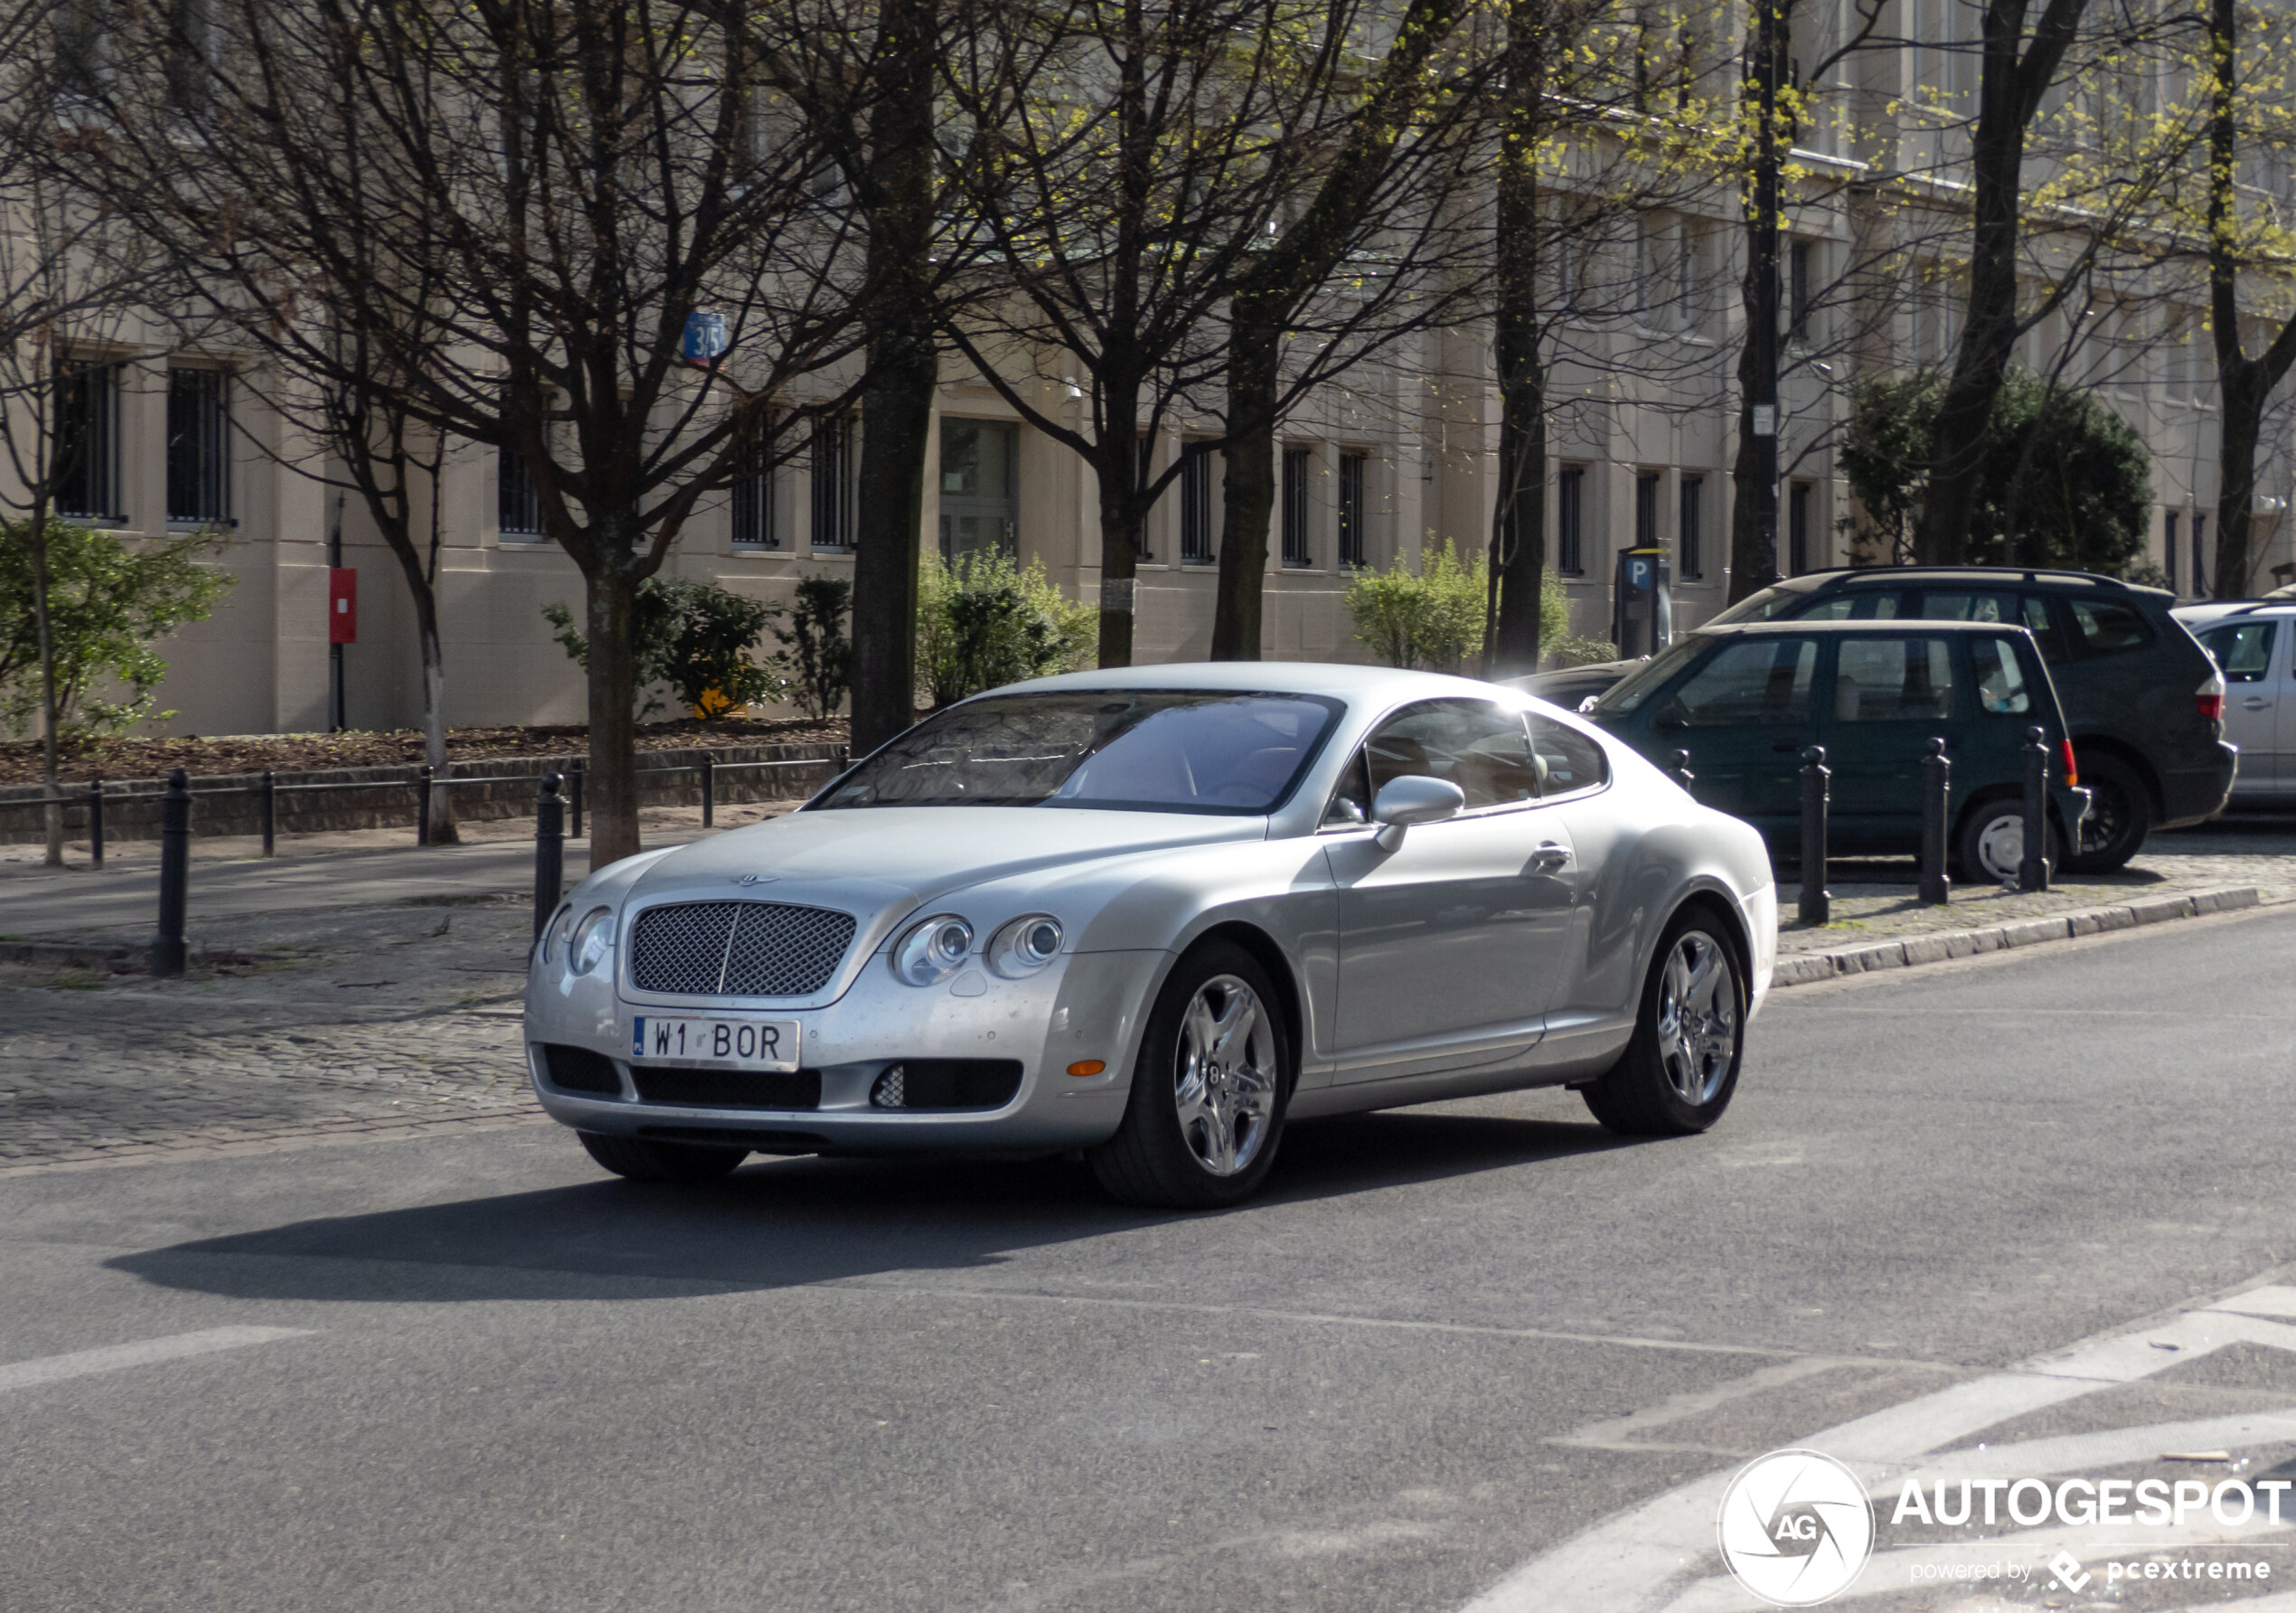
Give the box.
[1180,445,1213,562]
[166,368,230,524]
[810,414,855,551]
[498,443,543,537]
[55,363,119,522]
[731,430,776,548]
[1282,446,1312,566]
[1680,476,1704,579]
[1338,450,1367,567]
[1557,466,1586,574]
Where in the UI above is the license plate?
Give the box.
[631,1016,801,1071]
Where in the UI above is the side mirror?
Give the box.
[1653,700,1690,731]
[1369,775,1465,842]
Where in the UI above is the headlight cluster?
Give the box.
[890,913,1062,986]
[568,906,616,976]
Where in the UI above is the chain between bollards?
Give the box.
[1798,746,1830,928]
[2020,725,2050,893]
[1918,737,1952,906]
[152,768,191,977]
[534,773,566,940]
[1668,748,1695,792]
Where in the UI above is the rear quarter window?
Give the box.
[2066,599,2155,656]
[1529,716,1609,797]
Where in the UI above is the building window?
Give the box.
[2192,513,2208,596]
[1680,476,1704,579]
[1282,447,1312,566]
[1338,450,1367,566]
[1788,481,1812,575]
[54,362,119,521]
[1557,466,1586,574]
[1788,240,1813,340]
[165,368,230,524]
[1179,444,1213,562]
[1635,471,1661,549]
[810,413,855,551]
[2165,511,2179,592]
[730,429,775,549]
[498,442,543,537]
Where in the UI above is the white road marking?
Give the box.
[0,1326,314,1395]
[1460,1279,2296,1613]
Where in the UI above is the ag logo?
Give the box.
[1716,1448,1875,1606]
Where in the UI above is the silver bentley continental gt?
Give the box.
[523,663,1779,1207]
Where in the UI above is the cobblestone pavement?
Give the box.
[1777,810,2296,952]
[0,901,544,1171]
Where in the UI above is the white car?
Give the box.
[524,663,1779,1207]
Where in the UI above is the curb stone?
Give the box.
[1768,886,2263,988]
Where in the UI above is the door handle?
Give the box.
[1530,844,1571,872]
[2241,697,2272,709]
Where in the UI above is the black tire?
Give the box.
[2060,751,2151,873]
[1088,940,1293,1209]
[1580,910,1746,1137]
[578,1130,748,1183]
[1953,796,2065,887]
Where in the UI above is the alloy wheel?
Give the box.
[1654,933,1737,1105]
[1173,974,1277,1177]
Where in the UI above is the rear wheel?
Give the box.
[1954,797,2065,886]
[579,1131,748,1183]
[1089,941,1291,1209]
[1581,912,1746,1136]
[2060,752,2150,873]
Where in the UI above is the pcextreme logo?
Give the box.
[1716,1448,1877,1607]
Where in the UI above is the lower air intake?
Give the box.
[541,1043,621,1095]
[869,1060,1024,1111]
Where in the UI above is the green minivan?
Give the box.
[1585,620,2091,882]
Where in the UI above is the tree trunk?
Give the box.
[1726,382,1770,601]
[1491,2,1547,677]
[1096,475,1140,670]
[584,569,642,866]
[417,592,457,843]
[1210,299,1279,661]
[848,0,937,754]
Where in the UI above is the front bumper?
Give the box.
[522,944,1169,1154]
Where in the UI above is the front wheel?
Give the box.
[1581,913,1746,1136]
[579,1131,748,1184]
[1088,941,1291,1209]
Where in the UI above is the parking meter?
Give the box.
[1612,545,1673,658]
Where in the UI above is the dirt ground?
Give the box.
[0,716,851,786]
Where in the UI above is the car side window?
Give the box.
[1832,636,1956,722]
[1970,637,2034,714]
[1800,590,1905,621]
[2020,596,2069,664]
[1362,699,1541,810]
[1529,716,1609,797]
[1915,590,2018,625]
[2067,599,2154,656]
[2200,620,2277,683]
[1322,750,1372,825]
[1661,638,1819,726]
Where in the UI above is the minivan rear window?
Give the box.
[2067,599,2154,656]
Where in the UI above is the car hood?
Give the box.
[617,807,1267,998]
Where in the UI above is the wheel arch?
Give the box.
[1184,920,1308,1092]
[1667,884,1754,989]
[2068,733,2162,816]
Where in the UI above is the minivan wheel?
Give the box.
[2060,752,2150,873]
[1954,798,2064,886]
[1581,912,1745,1137]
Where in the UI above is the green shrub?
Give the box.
[544,576,783,720]
[917,550,1097,708]
[1344,540,1488,671]
[0,519,233,740]
[771,576,852,720]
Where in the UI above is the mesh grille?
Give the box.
[629,901,856,997]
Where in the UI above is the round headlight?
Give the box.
[568,906,616,976]
[987,914,1064,978]
[540,902,574,963]
[892,914,974,986]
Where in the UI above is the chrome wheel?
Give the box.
[1655,933,1737,1106]
[1173,974,1277,1177]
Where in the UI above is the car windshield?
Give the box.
[1588,636,1710,716]
[815,690,1344,814]
[1706,582,1816,626]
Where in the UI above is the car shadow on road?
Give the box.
[104,1109,1633,1306]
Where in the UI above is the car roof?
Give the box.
[2178,600,2296,618]
[1689,619,2041,637]
[988,660,1510,703]
[1771,567,2170,602]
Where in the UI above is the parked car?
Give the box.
[1585,620,2091,883]
[2178,601,2296,806]
[525,664,1779,1208]
[1520,656,1648,710]
[1689,567,2233,872]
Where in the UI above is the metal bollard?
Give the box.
[88,778,104,869]
[260,770,277,857]
[569,759,584,838]
[700,752,715,828]
[534,773,566,939]
[416,764,433,846]
[152,769,191,977]
[1799,746,1830,927]
[1918,738,1952,906]
[2020,725,2050,893]
[1668,748,1696,792]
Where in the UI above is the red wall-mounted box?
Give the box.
[328,567,358,645]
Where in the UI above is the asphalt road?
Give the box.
[5,905,2296,1612]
